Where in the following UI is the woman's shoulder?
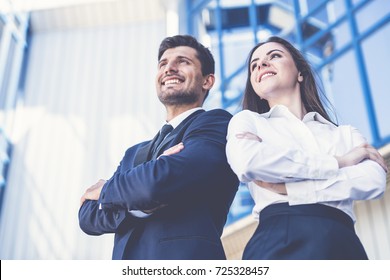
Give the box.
[232,109,262,119]
[228,110,269,131]
[335,123,358,133]
[232,109,270,123]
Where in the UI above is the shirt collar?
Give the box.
[302,111,334,125]
[261,104,334,125]
[165,107,203,129]
[261,104,293,118]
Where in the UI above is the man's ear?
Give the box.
[203,74,215,91]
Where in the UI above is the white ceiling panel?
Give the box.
[13,0,166,32]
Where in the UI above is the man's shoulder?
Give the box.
[198,108,232,119]
[186,109,232,131]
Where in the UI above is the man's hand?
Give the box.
[158,142,184,158]
[79,144,185,210]
[80,179,107,206]
[140,143,185,212]
[335,143,388,172]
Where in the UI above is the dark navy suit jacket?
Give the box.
[79,109,239,259]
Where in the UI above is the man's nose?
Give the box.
[164,61,178,74]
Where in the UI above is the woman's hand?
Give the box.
[254,180,287,195]
[335,143,388,172]
[235,132,262,142]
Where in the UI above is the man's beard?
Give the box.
[158,90,199,106]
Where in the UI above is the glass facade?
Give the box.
[0,10,28,212]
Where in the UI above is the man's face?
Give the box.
[155,46,206,106]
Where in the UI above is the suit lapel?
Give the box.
[152,109,205,159]
[151,129,178,159]
[135,109,205,163]
[133,136,157,166]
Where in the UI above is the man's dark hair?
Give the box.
[158,35,215,76]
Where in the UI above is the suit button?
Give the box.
[115,212,120,219]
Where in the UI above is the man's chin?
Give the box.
[158,94,198,106]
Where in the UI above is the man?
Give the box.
[79,35,239,260]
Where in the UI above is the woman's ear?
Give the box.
[298,72,303,82]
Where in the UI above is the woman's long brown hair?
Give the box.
[242,36,337,125]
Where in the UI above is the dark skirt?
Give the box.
[242,203,368,260]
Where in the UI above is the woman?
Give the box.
[226,36,388,259]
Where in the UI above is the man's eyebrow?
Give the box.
[158,55,194,64]
[158,58,167,64]
[177,55,193,61]
[250,49,285,65]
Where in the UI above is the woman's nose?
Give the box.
[256,60,269,71]
[260,60,269,68]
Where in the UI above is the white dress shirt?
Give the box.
[226,105,386,222]
[165,107,203,129]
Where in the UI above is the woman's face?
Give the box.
[249,42,302,104]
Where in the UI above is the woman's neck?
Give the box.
[268,96,306,119]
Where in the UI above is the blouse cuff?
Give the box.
[308,155,339,179]
[286,180,319,205]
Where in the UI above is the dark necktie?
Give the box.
[152,124,173,154]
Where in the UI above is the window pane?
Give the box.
[328,50,373,142]
[356,0,390,34]
[362,23,390,140]
[0,36,17,110]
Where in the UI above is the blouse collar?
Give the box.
[261,104,334,126]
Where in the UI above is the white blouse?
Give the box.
[226,105,386,222]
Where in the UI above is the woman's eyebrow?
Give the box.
[250,49,284,65]
[250,57,259,65]
[266,49,284,55]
